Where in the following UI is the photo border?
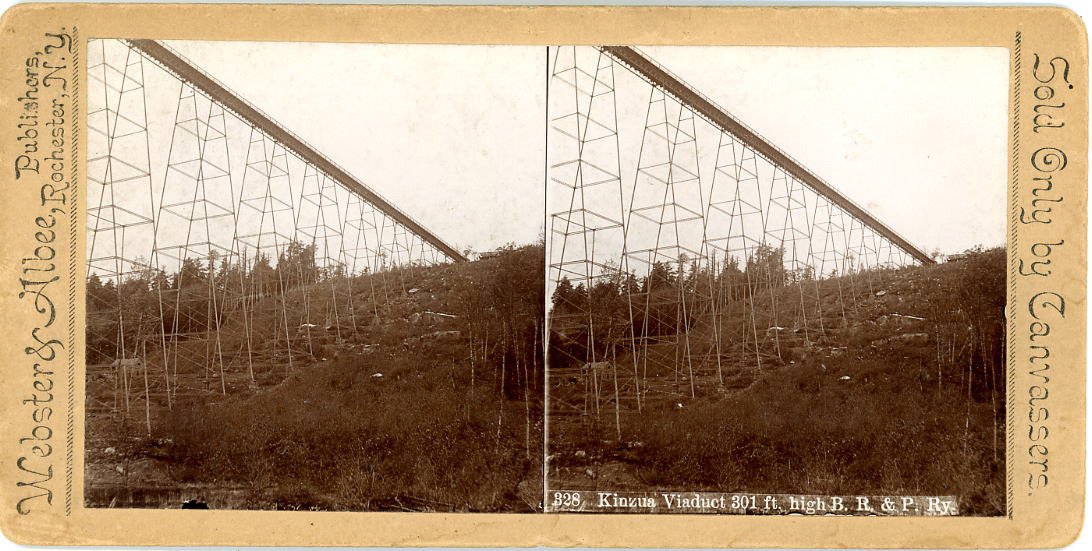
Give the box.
[0,4,1085,547]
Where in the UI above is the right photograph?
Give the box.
[544,46,1008,516]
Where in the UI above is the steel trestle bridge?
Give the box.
[547,46,929,430]
[87,40,930,435]
[87,39,463,431]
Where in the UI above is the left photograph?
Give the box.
[84,39,545,511]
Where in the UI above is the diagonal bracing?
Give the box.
[86,38,465,433]
[548,45,928,438]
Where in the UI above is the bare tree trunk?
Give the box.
[521,344,531,460]
[495,328,507,449]
[611,342,621,441]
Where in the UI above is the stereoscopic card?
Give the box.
[0,4,1085,548]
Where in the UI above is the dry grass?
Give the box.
[86,244,545,512]
[549,247,1006,516]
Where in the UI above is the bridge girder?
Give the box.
[128,39,467,263]
[600,45,932,265]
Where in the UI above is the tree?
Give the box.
[278,240,318,287]
[746,245,787,289]
[551,277,578,312]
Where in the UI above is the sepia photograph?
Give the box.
[84,38,545,512]
[544,45,1009,515]
[0,2,1086,547]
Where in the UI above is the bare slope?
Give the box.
[86,243,545,512]
[549,248,1005,516]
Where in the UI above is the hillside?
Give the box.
[547,247,1006,516]
[85,243,544,512]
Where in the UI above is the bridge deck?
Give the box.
[128,39,467,263]
[601,45,932,265]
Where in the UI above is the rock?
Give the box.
[371,373,384,378]
[424,311,457,320]
[181,499,210,510]
[871,332,930,347]
[891,312,926,321]
[876,290,887,297]
[574,450,587,458]
[425,330,461,339]
[111,358,144,370]
[515,478,539,510]
[104,447,116,455]
[839,375,851,381]
[583,361,610,373]
[115,465,125,474]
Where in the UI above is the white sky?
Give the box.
[164,40,547,255]
[637,46,1009,255]
[163,42,1006,257]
